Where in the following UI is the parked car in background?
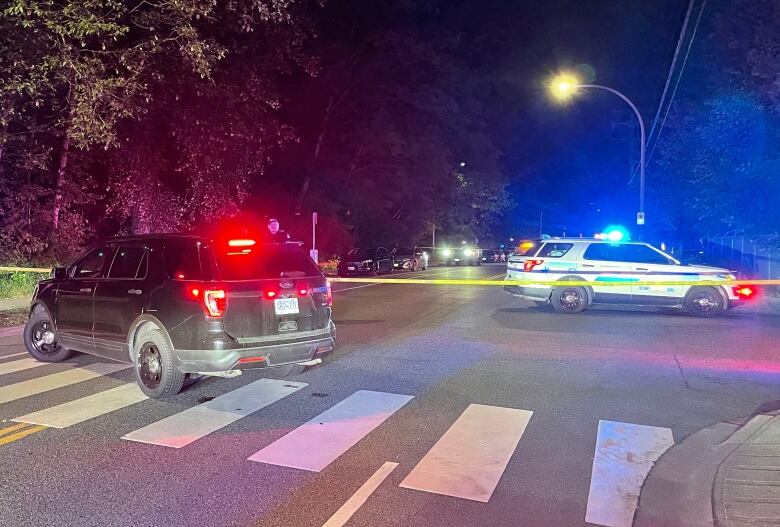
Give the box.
[337,247,394,276]
[443,246,481,266]
[392,247,429,271]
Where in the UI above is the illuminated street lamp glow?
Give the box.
[549,73,581,101]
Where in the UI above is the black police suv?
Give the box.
[23,235,335,398]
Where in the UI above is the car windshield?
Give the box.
[346,248,375,260]
[395,247,413,255]
[215,243,320,280]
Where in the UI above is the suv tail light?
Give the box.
[733,285,757,300]
[523,259,544,272]
[203,289,227,317]
[325,280,333,307]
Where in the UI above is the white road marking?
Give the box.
[13,383,147,428]
[0,357,48,377]
[122,378,306,448]
[249,390,414,471]
[400,403,532,502]
[585,420,674,527]
[0,363,130,405]
[322,461,399,527]
[0,352,30,360]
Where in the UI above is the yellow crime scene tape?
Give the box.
[0,266,52,274]
[329,277,775,287]
[1,266,774,287]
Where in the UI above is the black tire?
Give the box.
[23,308,73,362]
[411,259,419,272]
[551,285,588,313]
[372,263,380,276]
[266,363,306,378]
[684,286,726,317]
[133,327,185,399]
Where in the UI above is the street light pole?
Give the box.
[577,84,646,217]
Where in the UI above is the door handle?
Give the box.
[582,264,595,268]
[79,287,92,293]
[635,267,649,272]
[127,289,143,295]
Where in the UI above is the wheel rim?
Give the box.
[138,343,163,389]
[690,290,720,314]
[31,320,59,355]
[558,288,584,311]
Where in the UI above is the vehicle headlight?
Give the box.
[363,259,374,264]
[442,249,452,257]
[463,249,473,256]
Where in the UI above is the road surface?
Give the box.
[1,264,779,527]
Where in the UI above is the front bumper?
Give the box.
[174,324,336,373]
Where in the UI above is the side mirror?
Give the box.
[53,267,67,279]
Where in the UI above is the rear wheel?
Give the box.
[133,327,185,399]
[411,259,419,272]
[684,286,725,317]
[551,286,588,313]
[23,308,73,362]
[267,363,306,378]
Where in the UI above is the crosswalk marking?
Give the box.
[0,357,47,377]
[122,378,307,448]
[13,383,148,428]
[585,420,674,527]
[0,363,130,405]
[248,390,414,472]
[399,403,532,502]
[322,461,399,527]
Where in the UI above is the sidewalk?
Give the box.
[636,413,780,526]
[0,296,29,312]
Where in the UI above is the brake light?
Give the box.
[298,288,309,296]
[228,239,256,247]
[325,280,333,307]
[523,259,544,272]
[190,288,200,298]
[203,289,227,317]
[733,286,757,300]
[265,290,277,299]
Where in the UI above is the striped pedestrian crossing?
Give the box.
[0,362,130,405]
[248,390,414,471]
[0,362,676,524]
[122,378,307,448]
[399,403,533,502]
[0,357,49,377]
[13,383,148,428]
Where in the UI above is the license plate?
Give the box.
[347,266,355,271]
[274,297,299,315]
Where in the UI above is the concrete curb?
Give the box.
[634,421,744,527]
[0,325,23,337]
[635,415,778,527]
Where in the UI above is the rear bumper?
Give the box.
[174,324,336,373]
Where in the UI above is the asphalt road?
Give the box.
[1,264,779,527]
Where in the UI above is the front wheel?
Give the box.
[551,286,588,313]
[24,308,73,362]
[684,287,726,317]
[133,327,185,399]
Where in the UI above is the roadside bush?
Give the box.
[0,271,46,299]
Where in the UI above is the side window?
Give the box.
[72,246,114,278]
[108,246,146,279]
[537,243,574,258]
[377,248,388,257]
[629,245,672,265]
[583,244,627,262]
[164,245,202,280]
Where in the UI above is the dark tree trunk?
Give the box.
[52,133,70,230]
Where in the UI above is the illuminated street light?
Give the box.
[549,72,646,224]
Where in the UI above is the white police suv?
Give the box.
[503,238,755,316]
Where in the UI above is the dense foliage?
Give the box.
[0,0,510,264]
